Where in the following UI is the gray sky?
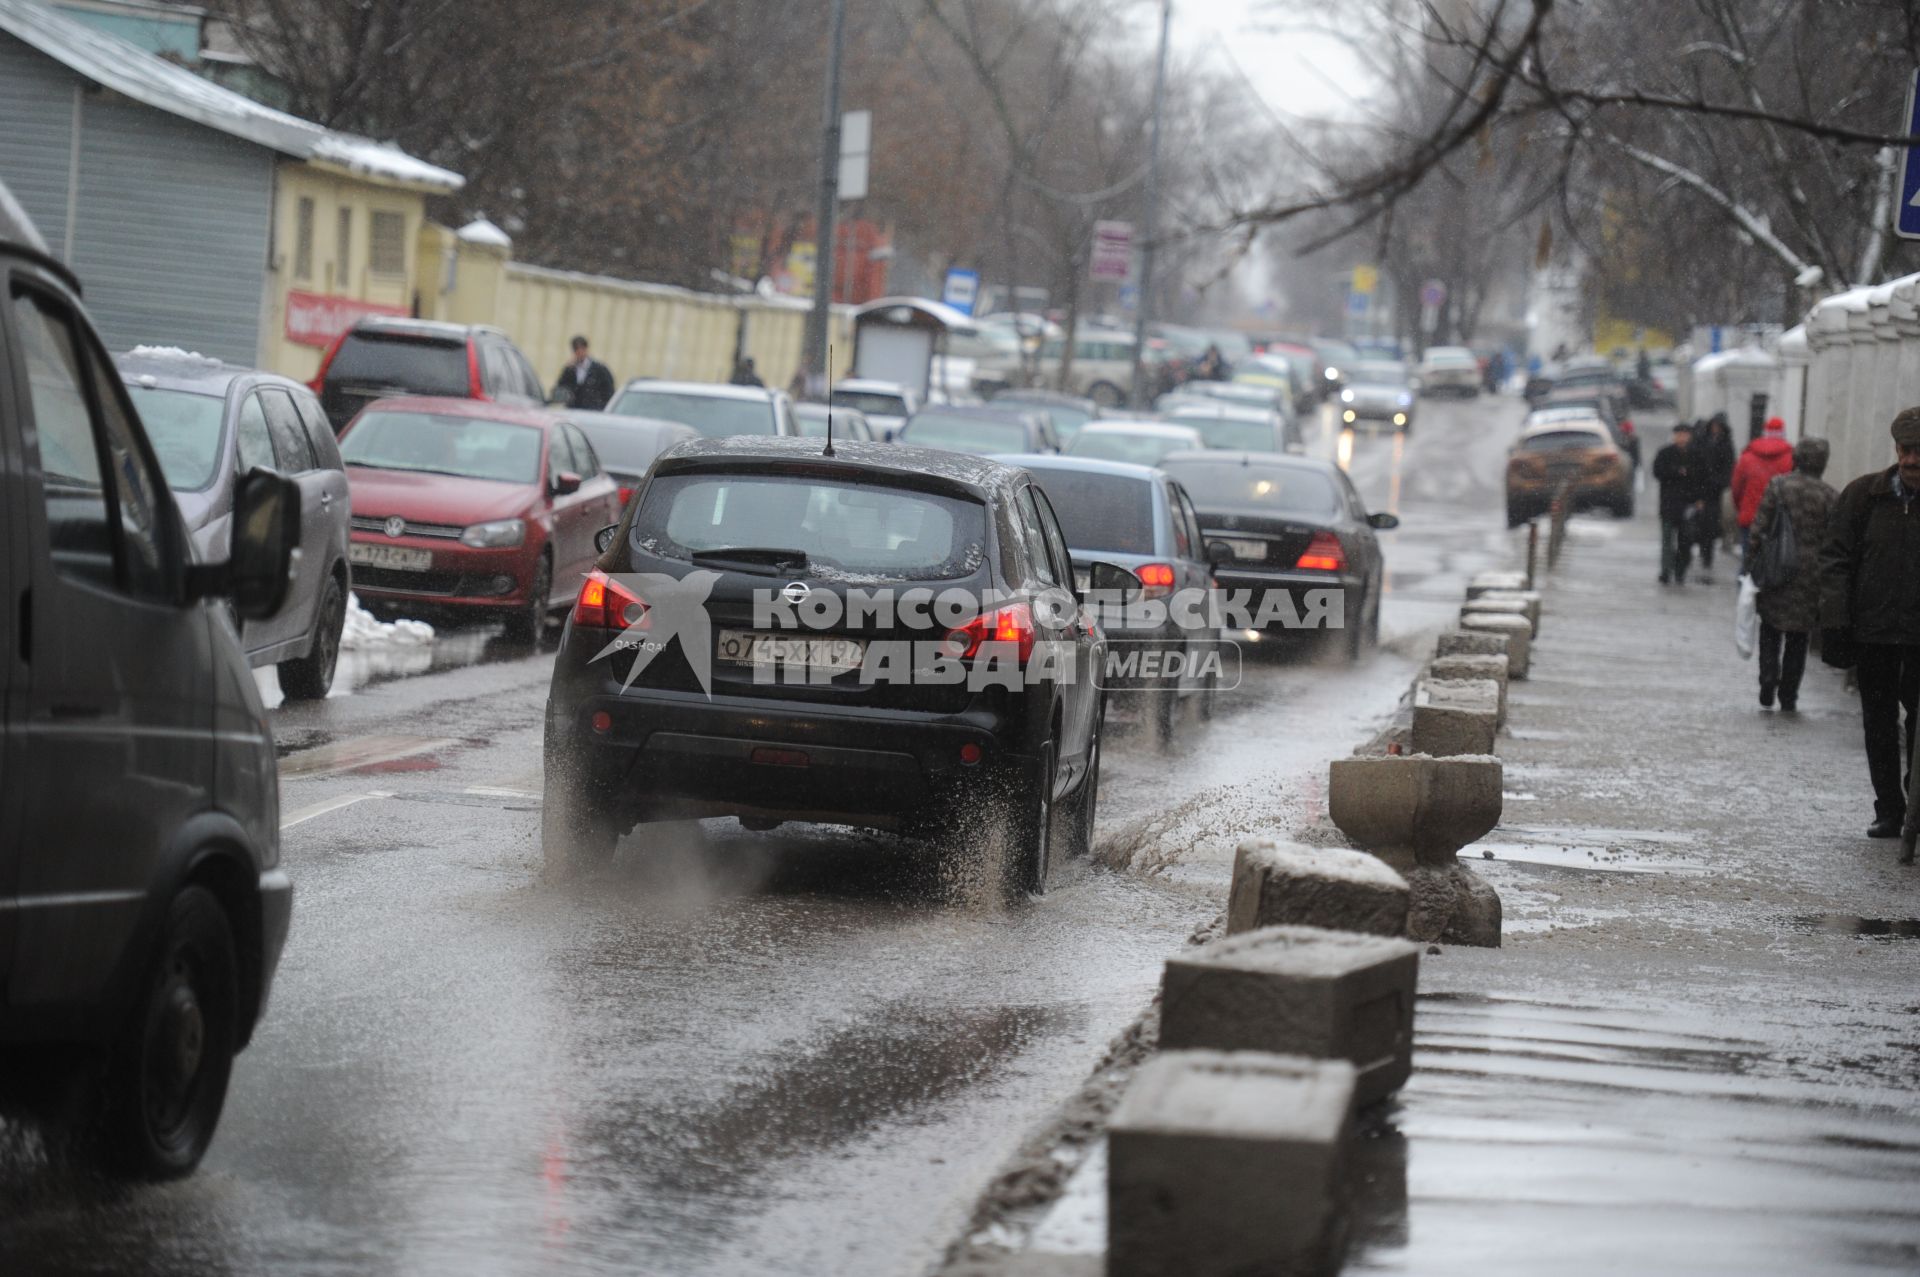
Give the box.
[1165,0,1370,122]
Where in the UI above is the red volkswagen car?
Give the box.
[338,397,622,641]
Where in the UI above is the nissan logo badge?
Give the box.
[781,580,810,605]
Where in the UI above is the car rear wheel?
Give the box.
[997,742,1054,900]
[543,751,622,875]
[97,885,238,1179]
[279,575,345,701]
[505,552,552,646]
[1057,713,1103,860]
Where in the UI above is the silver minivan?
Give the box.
[0,183,297,1178]
[118,350,352,699]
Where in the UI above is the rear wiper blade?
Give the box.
[689,546,810,573]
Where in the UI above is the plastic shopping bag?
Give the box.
[1734,574,1759,660]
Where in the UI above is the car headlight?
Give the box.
[461,518,526,548]
[1325,367,1340,381]
[1340,389,1355,403]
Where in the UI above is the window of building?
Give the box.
[370,210,407,277]
[337,206,353,289]
[294,196,315,281]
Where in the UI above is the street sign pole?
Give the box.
[1128,0,1172,408]
[802,0,849,393]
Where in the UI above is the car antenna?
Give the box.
[823,343,837,458]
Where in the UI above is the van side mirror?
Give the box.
[553,471,583,495]
[187,468,301,618]
[1367,511,1401,530]
[1206,540,1235,566]
[594,524,619,554]
[1084,560,1142,599]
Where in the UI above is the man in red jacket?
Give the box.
[1732,417,1795,559]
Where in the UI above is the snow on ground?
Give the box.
[340,592,433,650]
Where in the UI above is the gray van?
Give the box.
[0,183,298,1178]
[118,349,352,699]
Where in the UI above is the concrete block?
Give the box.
[1228,837,1410,937]
[1459,612,1530,678]
[1405,862,1503,947]
[1435,629,1509,662]
[1161,925,1421,1106]
[1475,588,1542,633]
[1411,678,1500,756]
[1466,570,1528,598]
[1327,753,1503,870]
[1458,596,1534,636]
[1108,1050,1356,1277]
[1429,653,1509,726]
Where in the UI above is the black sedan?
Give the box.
[560,409,698,506]
[896,405,1058,455]
[990,388,1101,444]
[543,437,1135,897]
[1158,450,1397,661]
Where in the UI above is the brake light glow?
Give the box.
[572,569,648,629]
[618,485,635,506]
[1295,532,1346,573]
[1136,562,1176,600]
[467,341,485,399]
[944,602,1036,663]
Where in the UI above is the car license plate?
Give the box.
[350,543,433,571]
[1220,537,1267,561]
[716,630,865,671]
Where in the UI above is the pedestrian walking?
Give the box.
[552,335,615,410]
[1817,407,1920,848]
[1749,437,1836,712]
[1691,415,1736,580]
[730,355,764,387]
[1654,421,1707,585]
[1732,417,1795,559]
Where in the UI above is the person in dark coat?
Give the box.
[730,356,764,387]
[1749,437,1836,712]
[1653,421,1708,585]
[552,335,615,410]
[1818,406,1920,848]
[1690,414,1736,580]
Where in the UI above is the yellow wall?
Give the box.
[416,237,853,394]
[1593,315,1675,359]
[259,162,432,381]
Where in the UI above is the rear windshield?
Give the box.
[611,389,774,437]
[1026,470,1156,554]
[340,410,543,484]
[632,473,986,580]
[1162,461,1340,516]
[1001,399,1092,438]
[899,413,1028,455]
[1521,430,1608,452]
[1069,430,1189,465]
[830,389,907,417]
[126,385,224,491]
[574,421,677,472]
[326,333,469,396]
[1166,413,1275,452]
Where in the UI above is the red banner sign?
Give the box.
[285,290,407,348]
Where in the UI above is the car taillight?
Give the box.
[1295,532,1346,573]
[572,569,648,629]
[467,341,486,399]
[944,602,1036,663]
[1135,562,1176,600]
[309,329,347,397]
[618,485,634,506]
[1620,419,1636,435]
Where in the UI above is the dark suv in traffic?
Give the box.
[312,316,545,432]
[542,438,1134,896]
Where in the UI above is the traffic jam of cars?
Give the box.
[0,170,1441,1184]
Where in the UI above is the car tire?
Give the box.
[505,552,552,646]
[998,741,1054,901]
[1055,722,1101,861]
[94,885,239,1180]
[279,574,345,701]
[1613,493,1636,519]
[1198,649,1217,721]
[542,751,622,875]
[1087,380,1125,409]
[1506,500,1530,529]
[1154,683,1178,751]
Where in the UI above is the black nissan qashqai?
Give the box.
[541,437,1139,897]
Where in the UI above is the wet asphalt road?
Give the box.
[0,397,1514,1276]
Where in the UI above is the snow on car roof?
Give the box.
[616,380,779,401]
[0,0,462,193]
[1077,421,1204,438]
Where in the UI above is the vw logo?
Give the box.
[780,580,810,605]
[384,516,406,538]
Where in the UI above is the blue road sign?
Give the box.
[1348,291,1370,318]
[941,268,980,315]
[1897,69,1920,239]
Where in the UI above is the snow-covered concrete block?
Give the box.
[1459,612,1531,677]
[1429,653,1509,726]
[1411,678,1500,756]
[1160,926,1421,1107]
[1327,753,1504,870]
[1474,588,1542,633]
[1458,595,1534,636]
[1466,570,1529,598]
[1436,629,1509,662]
[1228,837,1410,937]
[1108,1050,1356,1277]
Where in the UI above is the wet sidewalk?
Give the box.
[1358,508,1920,1274]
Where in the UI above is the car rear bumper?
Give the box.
[1208,568,1362,634]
